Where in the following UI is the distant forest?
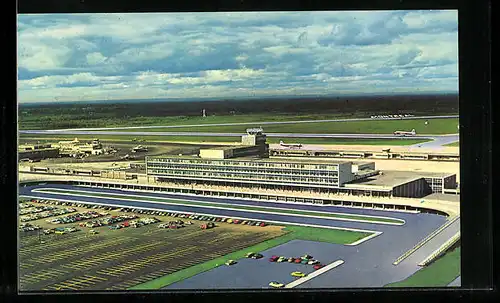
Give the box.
[20,94,459,118]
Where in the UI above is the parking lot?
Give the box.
[19,199,285,291]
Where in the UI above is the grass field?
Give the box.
[33,188,404,225]
[444,141,459,147]
[384,246,461,287]
[96,118,459,135]
[129,225,371,289]
[19,134,430,146]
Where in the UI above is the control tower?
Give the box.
[199,127,269,159]
[242,127,266,145]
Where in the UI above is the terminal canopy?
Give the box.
[246,127,264,135]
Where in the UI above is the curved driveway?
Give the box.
[19,183,454,289]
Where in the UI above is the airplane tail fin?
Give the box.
[411,129,416,134]
[280,141,284,145]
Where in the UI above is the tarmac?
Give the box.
[19,183,459,289]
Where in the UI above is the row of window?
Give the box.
[147,158,338,170]
[147,163,339,177]
[149,169,339,184]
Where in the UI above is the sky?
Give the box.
[17,10,458,103]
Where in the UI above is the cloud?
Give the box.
[17,10,458,103]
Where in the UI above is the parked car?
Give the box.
[291,271,306,278]
[269,256,279,262]
[269,281,284,288]
[225,260,237,266]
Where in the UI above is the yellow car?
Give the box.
[291,271,306,278]
[225,260,237,266]
[269,281,284,288]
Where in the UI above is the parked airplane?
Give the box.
[393,129,416,136]
[279,140,302,148]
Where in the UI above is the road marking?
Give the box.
[284,260,345,288]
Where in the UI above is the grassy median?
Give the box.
[34,188,405,225]
[385,246,461,287]
[445,141,459,147]
[129,225,371,290]
[98,118,459,135]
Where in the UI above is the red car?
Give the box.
[260,222,267,227]
[313,264,324,270]
[294,258,302,264]
[269,255,279,262]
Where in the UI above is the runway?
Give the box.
[19,183,459,289]
[19,129,458,141]
[39,115,459,132]
[20,129,458,149]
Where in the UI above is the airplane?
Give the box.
[279,140,302,148]
[393,129,416,136]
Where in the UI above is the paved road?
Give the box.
[409,134,459,149]
[40,115,459,132]
[448,276,461,287]
[19,183,459,289]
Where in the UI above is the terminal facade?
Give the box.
[146,128,457,199]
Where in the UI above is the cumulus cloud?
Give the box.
[17,10,458,103]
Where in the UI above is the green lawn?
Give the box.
[385,247,461,287]
[445,141,459,147]
[19,114,351,130]
[129,225,371,290]
[36,188,404,224]
[117,118,459,135]
[19,134,429,146]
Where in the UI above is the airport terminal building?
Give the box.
[145,128,457,199]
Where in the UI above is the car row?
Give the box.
[19,223,42,232]
[30,199,116,211]
[78,214,139,228]
[269,254,324,270]
[44,226,79,235]
[160,213,269,227]
[20,207,77,222]
[126,217,160,228]
[46,210,107,224]
[19,205,58,215]
[19,203,35,209]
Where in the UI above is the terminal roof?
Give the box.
[345,170,455,189]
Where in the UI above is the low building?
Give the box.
[18,144,60,161]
